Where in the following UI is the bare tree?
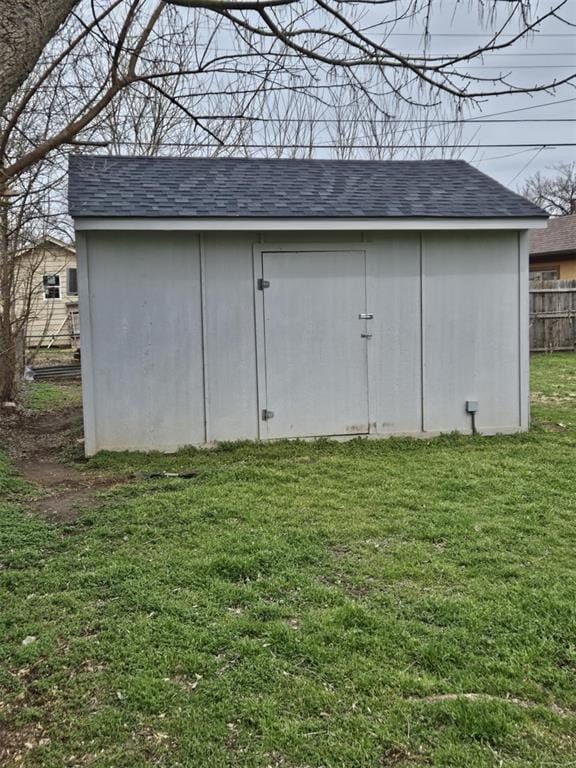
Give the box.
[0,160,69,401]
[2,0,575,183]
[522,163,576,216]
[0,0,78,118]
[2,0,574,125]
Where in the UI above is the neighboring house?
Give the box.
[68,155,547,455]
[529,214,576,281]
[19,238,79,348]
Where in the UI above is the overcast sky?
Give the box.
[374,1,576,189]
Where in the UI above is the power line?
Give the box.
[507,147,545,184]
[407,53,576,56]
[467,96,576,119]
[140,48,576,57]
[436,65,575,69]
[448,118,576,124]
[128,48,576,66]
[22,86,576,115]
[137,115,575,124]
[476,147,541,163]
[371,33,576,37]
[105,141,576,149]
[185,23,576,38]
[392,52,576,56]
[174,61,576,68]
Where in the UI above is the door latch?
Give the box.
[361,333,373,339]
[257,279,270,290]
[262,409,274,420]
[358,313,373,320]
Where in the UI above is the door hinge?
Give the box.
[261,409,274,421]
[257,278,270,290]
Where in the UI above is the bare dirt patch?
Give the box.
[1,401,130,522]
[537,420,568,432]
[26,477,124,523]
[2,400,196,522]
[0,720,52,766]
[15,451,124,523]
[0,404,84,463]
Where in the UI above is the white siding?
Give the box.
[518,232,530,430]
[367,233,422,434]
[422,231,520,433]
[202,233,259,442]
[83,231,204,451]
[80,228,528,453]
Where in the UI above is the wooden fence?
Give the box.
[530,279,576,352]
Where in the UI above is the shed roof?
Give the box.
[68,155,546,220]
[529,214,576,256]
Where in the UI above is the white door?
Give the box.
[260,250,369,439]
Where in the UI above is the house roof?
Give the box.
[30,237,75,253]
[68,155,547,220]
[529,214,576,256]
[17,237,75,259]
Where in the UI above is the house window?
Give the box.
[529,268,559,282]
[43,273,61,299]
[67,267,78,296]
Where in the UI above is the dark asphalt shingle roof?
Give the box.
[68,155,547,219]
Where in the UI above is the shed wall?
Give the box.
[367,233,422,434]
[79,229,528,453]
[202,232,258,441]
[80,231,204,452]
[422,231,521,433]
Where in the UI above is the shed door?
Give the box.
[260,250,369,439]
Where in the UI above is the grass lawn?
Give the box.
[22,381,83,413]
[1,355,576,767]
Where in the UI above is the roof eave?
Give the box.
[529,247,576,257]
[73,216,549,232]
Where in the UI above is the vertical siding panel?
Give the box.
[87,231,204,451]
[253,242,267,441]
[199,233,209,444]
[422,231,520,433]
[76,232,97,455]
[518,231,530,430]
[367,232,422,434]
[419,233,425,433]
[203,233,259,441]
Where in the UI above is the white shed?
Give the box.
[68,156,547,455]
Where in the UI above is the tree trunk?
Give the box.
[0,313,17,404]
[0,197,17,402]
[0,0,78,118]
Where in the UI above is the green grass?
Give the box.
[23,381,82,412]
[531,352,576,426]
[0,451,30,498]
[1,356,576,766]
